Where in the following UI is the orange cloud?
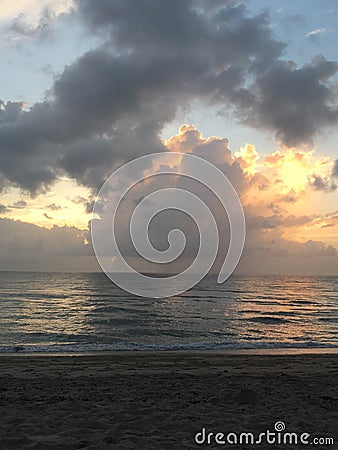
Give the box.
[235,143,259,175]
[161,125,338,254]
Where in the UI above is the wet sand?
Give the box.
[0,351,337,449]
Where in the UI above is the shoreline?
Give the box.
[0,346,338,357]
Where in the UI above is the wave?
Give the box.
[1,341,337,354]
[243,316,290,324]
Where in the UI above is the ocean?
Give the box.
[0,271,337,353]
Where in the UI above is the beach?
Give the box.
[0,351,337,449]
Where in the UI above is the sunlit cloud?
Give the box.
[161,125,338,254]
[235,144,260,176]
[0,178,92,229]
[0,0,73,22]
[0,0,74,46]
[262,146,332,194]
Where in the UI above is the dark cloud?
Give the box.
[1,215,334,274]
[45,203,61,211]
[300,240,336,257]
[0,0,284,194]
[0,218,97,272]
[241,56,338,145]
[0,101,26,124]
[246,213,316,231]
[237,235,337,275]
[85,201,95,215]
[333,159,338,177]
[309,174,337,192]
[0,204,10,214]
[321,223,334,228]
[9,8,57,39]
[279,193,298,204]
[282,214,317,227]
[11,200,27,209]
[71,196,87,204]
[0,0,337,195]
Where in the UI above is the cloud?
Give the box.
[305,28,327,40]
[0,123,337,274]
[45,203,61,210]
[2,0,74,41]
[11,200,27,209]
[71,196,87,204]
[0,204,10,214]
[0,0,337,276]
[247,213,318,230]
[9,8,54,39]
[333,159,338,177]
[321,223,334,228]
[0,0,72,20]
[0,0,318,194]
[0,101,26,123]
[249,145,337,197]
[308,174,337,192]
[20,3,338,185]
[0,217,97,271]
[237,236,337,275]
[92,124,337,275]
[241,56,338,146]
[0,1,336,194]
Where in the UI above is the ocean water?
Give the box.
[0,272,337,353]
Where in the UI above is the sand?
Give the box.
[0,351,337,449]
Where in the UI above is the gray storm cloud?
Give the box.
[333,159,338,178]
[0,218,96,271]
[0,0,337,194]
[242,57,338,146]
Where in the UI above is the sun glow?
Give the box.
[0,178,92,229]
[279,158,310,193]
[263,146,331,194]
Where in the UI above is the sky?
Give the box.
[0,0,337,275]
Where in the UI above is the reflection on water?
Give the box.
[0,272,337,351]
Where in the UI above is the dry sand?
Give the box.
[0,351,337,449]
